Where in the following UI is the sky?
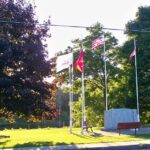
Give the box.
[33,0,150,58]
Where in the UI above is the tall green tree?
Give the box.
[0,0,58,122]
[122,6,150,123]
[72,23,125,126]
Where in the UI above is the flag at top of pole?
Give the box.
[129,48,136,61]
[75,50,83,73]
[92,38,104,50]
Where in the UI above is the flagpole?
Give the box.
[134,39,140,122]
[69,65,73,134]
[103,35,108,111]
[71,48,74,133]
[81,48,85,135]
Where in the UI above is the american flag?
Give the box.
[92,38,104,50]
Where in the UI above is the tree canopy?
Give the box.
[55,6,150,126]
[68,23,126,126]
[0,0,58,122]
[122,6,150,123]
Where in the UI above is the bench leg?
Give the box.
[135,128,137,135]
[86,128,89,132]
[118,129,121,135]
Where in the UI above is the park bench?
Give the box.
[83,121,93,132]
[117,122,141,135]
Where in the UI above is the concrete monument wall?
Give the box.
[104,108,138,129]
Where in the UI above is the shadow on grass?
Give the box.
[72,132,98,139]
[13,142,77,149]
[0,140,10,149]
[0,136,10,149]
[72,132,89,139]
[92,132,103,137]
[72,131,103,139]
[56,142,75,145]
[0,135,10,139]
[14,141,53,148]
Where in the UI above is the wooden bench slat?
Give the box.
[118,122,141,129]
[117,122,141,135]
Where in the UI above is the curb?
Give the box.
[3,140,150,150]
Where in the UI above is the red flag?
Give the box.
[75,50,83,73]
[129,48,136,60]
[92,38,104,50]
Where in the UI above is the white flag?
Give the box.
[56,53,73,72]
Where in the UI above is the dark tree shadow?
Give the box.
[0,135,10,139]
[13,141,77,149]
[14,141,53,148]
[0,140,10,149]
[72,131,103,138]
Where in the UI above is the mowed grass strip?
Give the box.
[0,127,149,148]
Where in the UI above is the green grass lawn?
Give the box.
[0,127,150,148]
